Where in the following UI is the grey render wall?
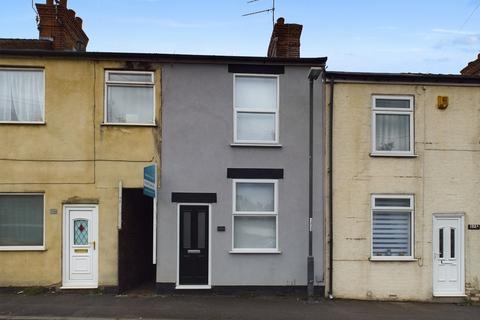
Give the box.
[157,63,324,286]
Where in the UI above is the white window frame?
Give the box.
[0,68,45,124]
[233,74,280,145]
[104,70,156,126]
[0,193,45,251]
[231,179,279,253]
[371,194,414,261]
[371,95,414,156]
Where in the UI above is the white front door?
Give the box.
[63,205,98,288]
[433,215,464,296]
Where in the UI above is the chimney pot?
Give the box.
[277,17,285,25]
[75,17,83,28]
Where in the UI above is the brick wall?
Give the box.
[267,17,302,58]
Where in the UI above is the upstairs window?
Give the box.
[234,75,279,144]
[371,194,414,260]
[0,69,44,123]
[105,71,155,125]
[372,95,414,155]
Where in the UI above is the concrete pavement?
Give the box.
[0,293,478,320]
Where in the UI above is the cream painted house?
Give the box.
[325,71,480,301]
[0,1,162,291]
[0,53,162,290]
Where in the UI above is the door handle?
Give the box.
[187,249,200,254]
[90,241,96,250]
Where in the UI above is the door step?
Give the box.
[432,296,468,304]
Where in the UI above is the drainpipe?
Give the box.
[328,76,335,300]
[307,67,323,300]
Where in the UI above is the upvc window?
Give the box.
[0,68,44,123]
[233,75,279,144]
[371,195,414,260]
[232,179,278,252]
[0,193,45,250]
[372,95,414,155]
[105,71,155,125]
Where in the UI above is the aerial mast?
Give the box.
[242,0,276,26]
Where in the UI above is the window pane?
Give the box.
[182,211,191,249]
[376,98,410,109]
[450,228,455,259]
[0,195,43,246]
[73,219,88,245]
[439,228,444,258]
[0,69,44,122]
[108,72,152,83]
[375,114,410,152]
[106,85,154,123]
[236,182,274,212]
[375,198,411,208]
[234,216,276,249]
[237,112,275,141]
[372,211,411,257]
[235,76,277,110]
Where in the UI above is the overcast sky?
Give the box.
[1,0,480,74]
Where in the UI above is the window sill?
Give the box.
[101,123,157,127]
[0,121,46,125]
[0,246,46,251]
[230,143,282,148]
[369,257,417,262]
[370,153,418,158]
[229,249,282,254]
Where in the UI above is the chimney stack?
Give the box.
[267,17,303,58]
[460,53,480,76]
[35,0,89,51]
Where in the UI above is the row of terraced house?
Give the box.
[0,0,479,302]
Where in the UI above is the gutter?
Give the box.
[0,49,327,66]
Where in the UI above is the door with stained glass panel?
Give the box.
[178,205,209,287]
[433,215,464,296]
[62,205,98,288]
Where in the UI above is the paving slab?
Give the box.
[0,293,478,320]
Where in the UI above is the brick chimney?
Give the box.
[267,17,302,58]
[35,0,89,51]
[460,53,480,76]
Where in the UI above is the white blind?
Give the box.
[372,211,411,257]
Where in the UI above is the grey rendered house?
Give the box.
[156,19,327,292]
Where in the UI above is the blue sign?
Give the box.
[143,164,157,198]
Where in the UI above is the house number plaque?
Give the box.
[468,224,480,230]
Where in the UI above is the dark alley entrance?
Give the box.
[118,188,155,293]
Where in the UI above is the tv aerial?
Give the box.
[242,0,276,26]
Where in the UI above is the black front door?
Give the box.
[179,205,209,285]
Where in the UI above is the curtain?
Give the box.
[235,76,277,110]
[236,182,274,212]
[234,216,276,249]
[107,85,154,123]
[375,114,410,151]
[0,70,44,122]
[237,112,275,141]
